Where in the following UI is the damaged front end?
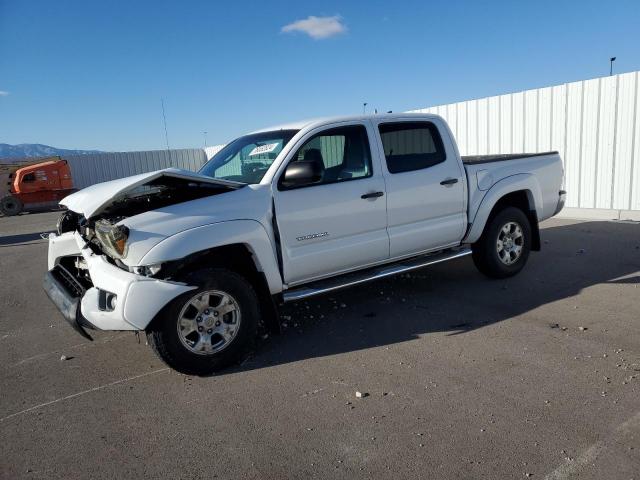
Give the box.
[44,169,244,336]
[57,170,243,268]
[59,167,243,221]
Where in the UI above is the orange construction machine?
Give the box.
[0,156,75,216]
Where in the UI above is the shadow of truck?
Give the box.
[231,219,640,373]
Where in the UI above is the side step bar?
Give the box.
[282,248,472,303]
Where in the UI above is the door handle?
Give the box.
[361,191,384,199]
[440,178,459,186]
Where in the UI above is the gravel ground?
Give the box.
[1,211,639,479]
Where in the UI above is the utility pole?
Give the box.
[161,98,170,150]
[610,57,616,76]
[161,98,172,163]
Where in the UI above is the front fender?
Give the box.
[464,173,543,244]
[139,220,283,294]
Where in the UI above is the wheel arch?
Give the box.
[465,174,542,250]
[140,220,282,333]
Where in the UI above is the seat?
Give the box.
[302,148,326,181]
[339,137,368,179]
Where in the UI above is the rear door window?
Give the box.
[378,122,446,174]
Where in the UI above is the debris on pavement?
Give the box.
[355,391,368,398]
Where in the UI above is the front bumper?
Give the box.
[43,267,95,340]
[44,231,196,334]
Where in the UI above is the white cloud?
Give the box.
[281,15,346,40]
[0,91,8,96]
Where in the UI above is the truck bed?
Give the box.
[462,151,558,165]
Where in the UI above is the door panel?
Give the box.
[275,178,388,284]
[375,119,466,258]
[273,123,389,285]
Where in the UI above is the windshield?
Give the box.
[199,130,299,184]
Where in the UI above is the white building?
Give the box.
[410,70,640,220]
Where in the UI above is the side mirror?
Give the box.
[281,160,323,188]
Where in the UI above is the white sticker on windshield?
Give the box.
[249,142,279,156]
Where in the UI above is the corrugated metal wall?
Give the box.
[204,145,225,160]
[410,71,640,212]
[63,148,208,189]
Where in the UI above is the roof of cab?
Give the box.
[250,112,440,134]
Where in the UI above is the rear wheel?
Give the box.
[147,268,259,375]
[0,195,23,216]
[472,207,531,279]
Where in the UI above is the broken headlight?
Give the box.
[131,264,162,277]
[94,220,130,259]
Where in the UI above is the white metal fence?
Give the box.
[409,71,640,216]
[63,148,208,189]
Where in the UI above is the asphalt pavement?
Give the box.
[1,211,639,479]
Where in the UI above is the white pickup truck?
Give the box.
[44,113,565,374]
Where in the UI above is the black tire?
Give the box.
[472,206,532,279]
[0,195,23,216]
[147,268,259,375]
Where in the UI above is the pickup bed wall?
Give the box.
[462,152,558,165]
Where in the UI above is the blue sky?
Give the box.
[1,0,639,151]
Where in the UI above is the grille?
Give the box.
[52,264,86,298]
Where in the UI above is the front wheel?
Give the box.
[472,207,532,279]
[147,268,259,375]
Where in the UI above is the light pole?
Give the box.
[203,131,208,149]
[610,57,616,76]
[363,102,367,114]
[161,98,170,151]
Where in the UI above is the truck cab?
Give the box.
[262,117,467,285]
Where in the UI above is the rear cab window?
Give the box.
[378,121,446,174]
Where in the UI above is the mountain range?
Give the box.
[0,143,103,160]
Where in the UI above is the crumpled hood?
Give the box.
[118,183,272,266]
[60,168,241,219]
